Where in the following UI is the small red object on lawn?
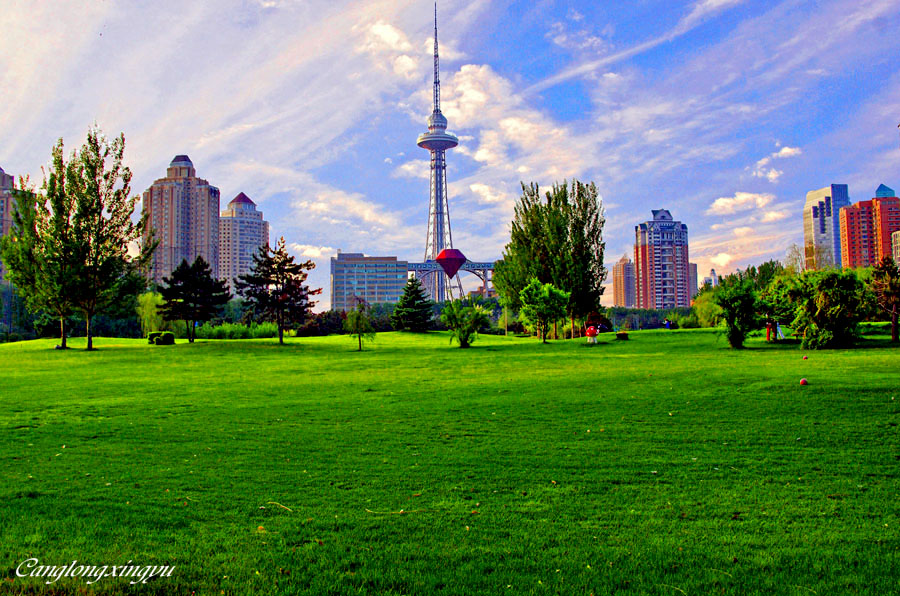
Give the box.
[800,378,808,386]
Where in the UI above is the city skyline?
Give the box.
[2,1,899,309]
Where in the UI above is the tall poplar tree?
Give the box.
[1,142,81,348]
[494,180,606,334]
[70,128,151,350]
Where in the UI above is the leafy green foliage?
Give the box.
[236,237,320,344]
[868,256,900,342]
[390,277,433,332]
[789,269,867,349]
[519,278,570,343]
[68,128,152,350]
[494,180,605,322]
[136,292,166,336]
[344,301,375,351]
[195,322,278,340]
[0,142,81,348]
[153,331,175,345]
[440,297,491,348]
[159,257,230,342]
[713,280,758,348]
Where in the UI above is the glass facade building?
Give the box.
[330,253,409,311]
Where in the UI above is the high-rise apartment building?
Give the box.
[612,255,636,308]
[840,185,900,268]
[688,263,699,298]
[219,193,269,291]
[0,167,14,279]
[634,210,690,310]
[142,155,220,285]
[330,252,409,311]
[803,184,849,270]
[892,230,900,264]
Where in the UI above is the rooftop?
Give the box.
[229,192,255,206]
[875,183,895,198]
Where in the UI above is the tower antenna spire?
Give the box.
[433,2,440,112]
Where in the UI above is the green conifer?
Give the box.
[390,277,434,332]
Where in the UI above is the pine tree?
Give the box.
[235,237,320,344]
[159,257,231,342]
[390,277,433,332]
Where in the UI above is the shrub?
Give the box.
[195,322,278,339]
[148,332,162,345]
[713,280,758,349]
[789,269,867,349]
[154,332,175,345]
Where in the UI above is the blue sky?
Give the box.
[2,0,899,308]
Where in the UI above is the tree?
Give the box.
[789,269,866,349]
[713,280,758,348]
[519,278,570,343]
[390,277,434,332]
[158,257,231,342]
[0,141,83,348]
[235,237,320,344]
[440,297,491,349]
[868,256,900,342]
[493,180,606,335]
[783,243,805,274]
[136,292,166,336]
[69,128,152,350]
[344,301,375,351]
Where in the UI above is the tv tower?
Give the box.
[417,3,462,302]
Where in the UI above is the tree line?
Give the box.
[0,128,321,350]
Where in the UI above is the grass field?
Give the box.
[1,330,899,595]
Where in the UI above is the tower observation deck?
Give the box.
[417,4,462,302]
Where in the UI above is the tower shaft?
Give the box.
[417,3,460,302]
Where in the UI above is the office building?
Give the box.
[688,263,698,298]
[219,193,269,291]
[142,155,220,285]
[0,167,14,279]
[892,230,900,264]
[840,185,900,268]
[612,255,636,308]
[330,252,409,311]
[803,184,849,270]
[634,210,691,309]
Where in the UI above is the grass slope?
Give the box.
[1,330,899,595]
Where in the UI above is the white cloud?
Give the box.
[392,159,430,179]
[289,244,336,259]
[358,21,413,54]
[706,192,775,215]
[468,182,513,205]
[761,210,789,222]
[752,145,800,182]
[734,226,754,237]
[710,252,734,268]
[528,0,744,93]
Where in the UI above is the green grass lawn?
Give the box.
[1,329,898,595]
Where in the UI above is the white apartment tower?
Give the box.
[219,193,269,291]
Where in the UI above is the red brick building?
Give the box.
[840,185,899,268]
